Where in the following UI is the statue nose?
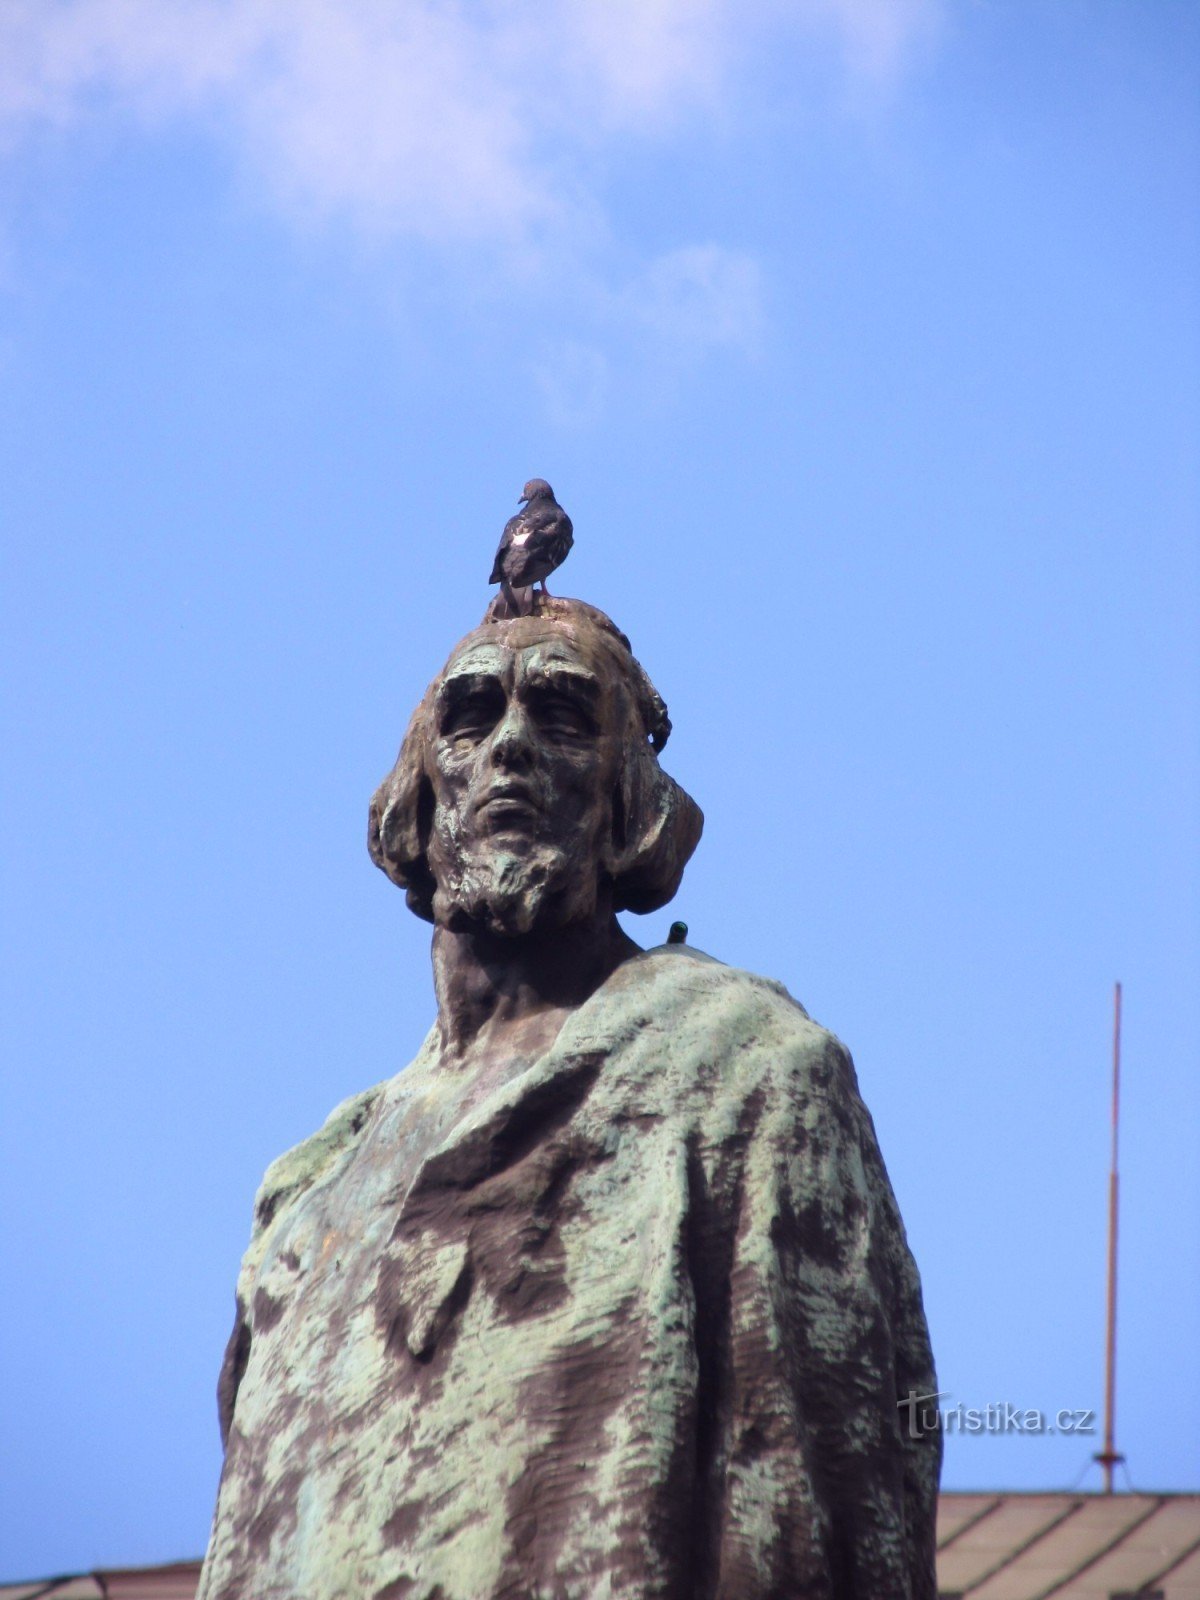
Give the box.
[490,703,534,769]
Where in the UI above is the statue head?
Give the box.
[368,597,702,936]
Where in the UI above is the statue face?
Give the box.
[425,624,623,934]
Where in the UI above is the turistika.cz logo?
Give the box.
[898,1391,1098,1441]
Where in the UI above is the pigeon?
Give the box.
[489,479,574,615]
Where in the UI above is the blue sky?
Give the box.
[1,0,1197,1578]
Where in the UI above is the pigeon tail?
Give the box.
[498,580,533,618]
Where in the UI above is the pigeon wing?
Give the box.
[525,503,573,566]
[489,514,521,584]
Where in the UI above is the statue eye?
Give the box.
[441,690,502,741]
[533,691,595,739]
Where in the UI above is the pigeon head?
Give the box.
[520,478,554,504]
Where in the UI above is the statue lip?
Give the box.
[476,784,541,827]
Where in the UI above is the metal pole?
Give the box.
[1095,980,1124,1492]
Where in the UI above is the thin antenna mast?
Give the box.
[1094,980,1125,1493]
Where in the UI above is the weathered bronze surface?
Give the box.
[199,594,940,1600]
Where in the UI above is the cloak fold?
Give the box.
[200,947,940,1600]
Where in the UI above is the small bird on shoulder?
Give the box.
[489,478,574,616]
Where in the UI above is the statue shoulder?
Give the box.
[626,944,839,1045]
[250,1081,385,1242]
[613,945,860,1099]
[219,1078,387,1414]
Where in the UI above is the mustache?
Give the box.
[471,780,542,823]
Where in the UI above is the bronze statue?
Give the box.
[199,594,940,1600]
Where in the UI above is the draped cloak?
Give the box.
[199,946,941,1600]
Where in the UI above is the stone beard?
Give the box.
[369,601,699,944]
[422,631,626,936]
[198,597,941,1600]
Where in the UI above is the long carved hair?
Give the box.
[367,599,703,924]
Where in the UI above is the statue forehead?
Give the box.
[439,623,615,687]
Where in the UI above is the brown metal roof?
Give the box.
[3,1495,1198,1600]
[936,1492,1200,1599]
[0,1566,202,1600]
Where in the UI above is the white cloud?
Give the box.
[554,0,730,128]
[0,0,939,230]
[809,0,941,85]
[0,0,550,241]
[0,0,941,360]
[626,245,764,356]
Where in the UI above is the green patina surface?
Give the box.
[199,946,940,1600]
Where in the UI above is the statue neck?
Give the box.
[431,909,639,1064]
